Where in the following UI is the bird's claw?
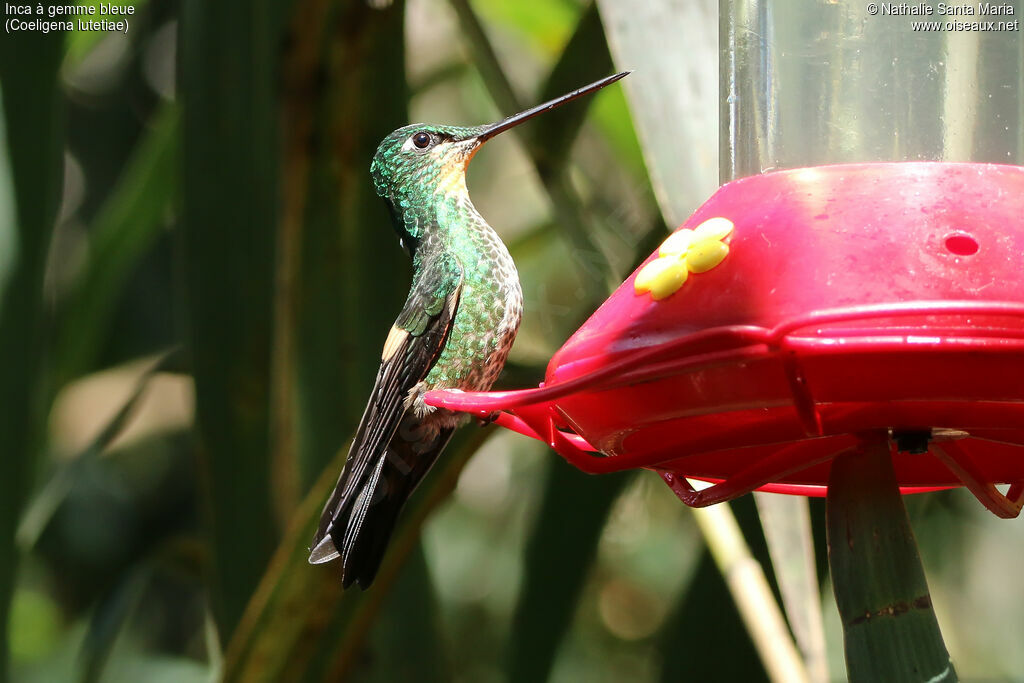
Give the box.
[477,411,501,427]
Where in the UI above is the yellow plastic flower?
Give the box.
[634,216,734,300]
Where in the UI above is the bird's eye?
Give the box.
[412,132,432,149]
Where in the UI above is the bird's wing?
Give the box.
[311,252,463,554]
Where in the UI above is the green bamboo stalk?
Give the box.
[827,438,957,683]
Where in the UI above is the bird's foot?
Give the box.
[476,411,501,427]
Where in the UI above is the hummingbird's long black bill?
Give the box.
[476,71,630,142]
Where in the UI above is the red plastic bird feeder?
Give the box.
[425,161,1024,518]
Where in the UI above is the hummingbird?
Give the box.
[309,71,629,588]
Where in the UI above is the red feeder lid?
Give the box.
[426,162,1024,517]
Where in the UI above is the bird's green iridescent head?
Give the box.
[369,71,630,254]
[370,123,486,215]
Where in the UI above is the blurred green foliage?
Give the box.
[1,1,1023,682]
[0,3,66,681]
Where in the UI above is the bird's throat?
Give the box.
[434,164,469,197]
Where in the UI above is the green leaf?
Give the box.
[18,353,171,552]
[179,0,289,642]
[532,4,614,171]
[52,105,178,389]
[341,545,447,683]
[474,0,578,56]
[753,493,828,683]
[78,563,152,683]
[62,0,150,70]
[0,10,68,682]
[448,0,618,294]
[506,460,632,683]
[8,589,61,666]
[657,547,768,682]
[594,0,718,227]
[274,0,411,501]
[222,428,492,683]
[691,503,809,682]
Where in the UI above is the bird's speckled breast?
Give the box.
[422,195,522,394]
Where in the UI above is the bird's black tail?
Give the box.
[311,416,454,589]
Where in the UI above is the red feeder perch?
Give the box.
[425,161,1024,518]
